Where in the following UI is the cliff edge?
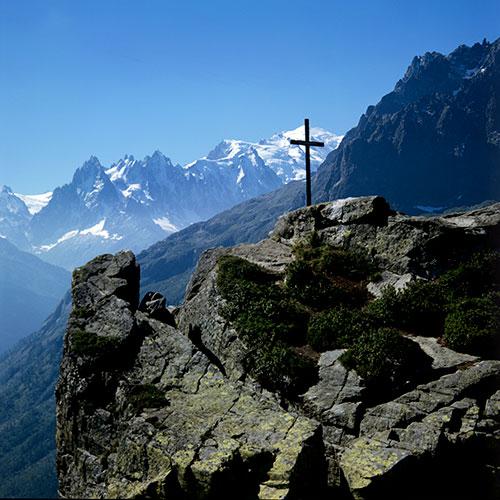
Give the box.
[56,196,500,499]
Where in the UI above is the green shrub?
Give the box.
[292,241,379,282]
[217,248,500,393]
[307,307,375,351]
[439,252,500,302]
[127,384,167,413]
[444,293,500,357]
[367,281,446,335]
[70,329,121,361]
[217,255,277,293]
[234,299,308,348]
[292,231,323,257]
[247,341,317,397]
[284,259,351,310]
[285,243,377,310]
[217,255,312,396]
[340,327,423,383]
[319,247,379,282]
[218,256,308,346]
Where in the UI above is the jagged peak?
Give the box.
[72,156,104,178]
[205,139,242,161]
[396,39,492,94]
[143,150,174,167]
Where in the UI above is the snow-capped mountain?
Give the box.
[2,126,342,270]
[14,191,52,215]
[0,186,32,250]
[256,126,342,181]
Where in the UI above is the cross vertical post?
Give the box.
[290,118,324,206]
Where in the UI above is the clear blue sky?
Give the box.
[1,0,499,193]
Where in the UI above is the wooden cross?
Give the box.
[290,118,324,206]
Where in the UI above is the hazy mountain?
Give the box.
[138,180,306,303]
[0,237,70,354]
[0,186,32,251]
[0,292,71,498]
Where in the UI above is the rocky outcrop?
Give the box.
[56,250,325,499]
[270,195,500,290]
[177,239,295,382]
[341,360,500,500]
[56,197,500,499]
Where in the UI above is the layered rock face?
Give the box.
[56,251,324,499]
[56,197,500,499]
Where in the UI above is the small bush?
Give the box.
[217,255,312,396]
[234,299,308,347]
[285,243,378,310]
[71,329,120,361]
[439,252,500,302]
[293,242,379,282]
[284,259,351,310]
[367,281,446,335]
[340,327,423,383]
[217,255,276,293]
[444,293,500,357]
[218,256,308,346]
[247,341,317,397]
[127,384,167,413]
[307,307,375,352]
[319,248,379,282]
[292,231,323,258]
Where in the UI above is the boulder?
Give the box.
[271,197,500,281]
[138,291,176,327]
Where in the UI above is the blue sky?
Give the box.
[1,0,499,193]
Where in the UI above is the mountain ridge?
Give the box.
[313,38,500,211]
[1,126,340,271]
[0,237,70,355]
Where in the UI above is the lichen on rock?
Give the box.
[56,198,500,499]
[56,249,325,499]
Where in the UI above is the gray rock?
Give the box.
[406,335,479,370]
[367,271,413,298]
[178,238,295,382]
[55,197,500,500]
[271,197,500,280]
[56,247,324,500]
[360,360,500,435]
[302,350,365,433]
[71,249,140,311]
[138,291,176,326]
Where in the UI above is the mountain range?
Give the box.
[1,126,341,271]
[0,37,498,499]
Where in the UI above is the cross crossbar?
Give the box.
[289,139,325,147]
[289,118,324,206]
